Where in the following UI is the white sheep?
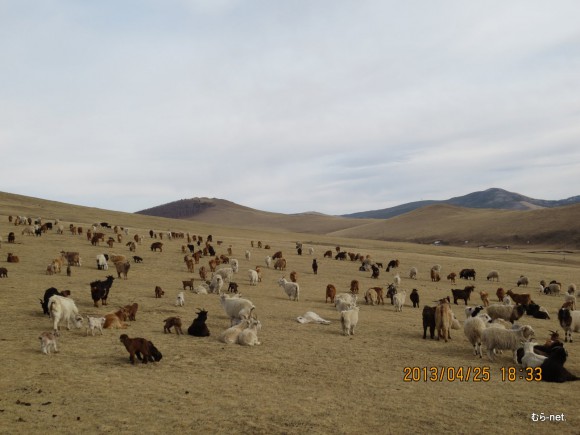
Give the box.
[568,283,577,295]
[278,277,299,301]
[486,270,499,282]
[521,341,547,369]
[265,256,272,268]
[486,304,525,323]
[393,290,406,312]
[219,318,251,344]
[209,274,224,294]
[248,269,259,286]
[340,307,359,336]
[335,293,357,312]
[176,291,185,307]
[463,313,492,356]
[480,325,534,363]
[517,275,529,287]
[237,318,262,346]
[219,293,255,326]
[502,295,513,306]
[408,267,418,280]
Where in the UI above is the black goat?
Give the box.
[188,309,211,337]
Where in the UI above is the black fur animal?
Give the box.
[133,255,143,263]
[188,309,210,337]
[540,346,579,382]
[39,287,62,315]
[451,286,475,305]
[386,284,397,305]
[459,268,476,280]
[370,264,380,279]
[136,341,163,362]
[227,282,239,293]
[335,252,347,261]
[422,306,436,339]
[410,289,420,308]
[312,259,318,275]
[386,259,399,272]
[90,275,115,307]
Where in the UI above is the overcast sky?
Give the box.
[2,1,580,215]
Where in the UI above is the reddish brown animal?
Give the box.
[155,286,165,298]
[496,287,506,302]
[119,334,151,364]
[123,303,139,321]
[447,272,456,284]
[290,271,298,283]
[326,284,337,303]
[506,289,532,305]
[163,317,183,335]
[350,280,359,295]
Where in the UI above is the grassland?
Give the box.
[0,192,578,434]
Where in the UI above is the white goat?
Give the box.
[219,319,251,344]
[86,315,105,336]
[209,274,224,294]
[245,251,251,261]
[48,295,83,335]
[248,269,259,286]
[265,256,272,268]
[220,293,255,326]
[335,293,357,312]
[340,307,359,336]
[215,267,234,283]
[237,318,262,346]
[393,274,401,286]
[176,292,185,307]
[278,277,299,301]
[230,259,239,273]
[480,325,535,363]
[393,290,406,312]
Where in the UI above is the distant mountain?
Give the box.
[341,188,580,219]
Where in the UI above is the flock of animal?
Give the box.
[2,214,579,380]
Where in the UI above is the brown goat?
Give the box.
[104,309,129,329]
[496,287,506,302]
[182,278,194,290]
[7,253,19,263]
[119,334,151,364]
[155,286,165,298]
[326,284,336,303]
[447,272,456,284]
[480,291,490,307]
[123,303,139,321]
[506,289,531,305]
[350,280,359,295]
[199,266,208,281]
[290,271,298,283]
[163,317,183,335]
[430,269,441,282]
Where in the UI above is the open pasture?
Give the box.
[0,205,578,434]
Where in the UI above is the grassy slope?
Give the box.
[0,192,578,434]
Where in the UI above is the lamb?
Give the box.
[39,332,58,354]
[486,304,526,323]
[325,284,336,303]
[176,292,185,307]
[237,318,262,346]
[220,293,255,326]
[187,309,210,337]
[486,270,499,282]
[335,293,357,312]
[558,308,580,342]
[85,316,106,336]
[340,307,359,336]
[463,312,493,356]
[248,269,259,286]
[408,267,418,280]
[480,325,534,363]
[410,289,419,308]
[278,277,299,301]
[163,317,183,334]
[521,341,547,369]
[219,319,251,344]
[479,291,490,307]
[540,347,579,382]
[393,290,406,312]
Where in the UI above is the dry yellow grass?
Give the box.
[0,192,579,434]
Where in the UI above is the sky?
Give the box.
[2,1,580,215]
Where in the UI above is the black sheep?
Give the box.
[188,309,211,337]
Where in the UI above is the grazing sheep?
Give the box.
[410,289,419,308]
[393,274,401,286]
[39,332,58,354]
[393,290,406,312]
[335,293,357,313]
[192,284,209,294]
[486,304,526,323]
[340,307,359,336]
[85,316,106,336]
[237,318,262,346]
[386,259,399,272]
[544,282,561,295]
[163,317,183,334]
[219,319,251,344]
[187,309,210,337]
[114,261,130,280]
[274,258,287,271]
[408,267,418,280]
[480,325,534,363]
[486,270,499,282]
[479,291,490,307]
[265,256,272,268]
[326,284,337,303]
[463,312,493,356]
[521,341,547,369]
[540,347,579,382]
[308,247,314,255]
[516,275,529,287]
[446,272,456,284]
[176,292,185,307]
[48,295,83,334]
[459,268,476,280]
[558,308,580,342]
[215,267,234,283]
[278,277,299,301]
